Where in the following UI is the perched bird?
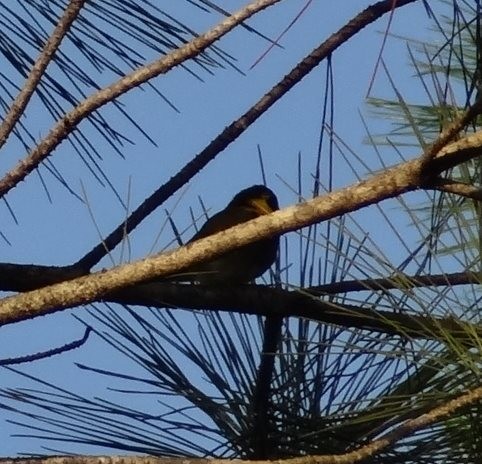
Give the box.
[171,185,279,284]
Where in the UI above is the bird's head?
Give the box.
[228,185,279,216]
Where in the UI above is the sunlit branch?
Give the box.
[2,118,482,325]
[3,124,482,325]
[0,0,283,198]
[347,385,482,464]
[0,157,419,324]
[76,0,419,272]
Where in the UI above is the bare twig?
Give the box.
[421,95,482,167]
[428,177,482,200]
[0,327,91,366]
[309,270,482,294]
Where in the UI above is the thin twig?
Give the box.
[0,327,91,366]
[420,93,482,169]
[309,269,482,294]
[428,177,482,200]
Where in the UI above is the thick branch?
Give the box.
[0,0,282,197]
[1,261,480,300]
[76,0,419,271]
[109,283,481,346]
[0,155,419,325]
[3,127,482,325]
[1,120,482,325]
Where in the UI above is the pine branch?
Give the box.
[309,270,482,294]
[2,383,481,463]
[76,0,419,271]
[0,0,87,149]
[112,283,481,346]
[0,0,282,198]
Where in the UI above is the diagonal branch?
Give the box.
[0,0,87,150]
[75,0,419,271]
[341,385,482,464]
[0,158,419,324]
[2,126,482,325]
[420,94,482,165]
[0,0,282,198]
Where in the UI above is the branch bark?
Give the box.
[2,128,482,325]
[76,0,419,271]
[0,0,282,197]
[110,283,481,346]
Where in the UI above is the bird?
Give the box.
[169,185,279,284]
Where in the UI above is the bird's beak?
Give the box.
[250,197,273,215]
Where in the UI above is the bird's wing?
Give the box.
[188,207,259,243]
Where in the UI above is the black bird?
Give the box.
[172,185,279,283]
